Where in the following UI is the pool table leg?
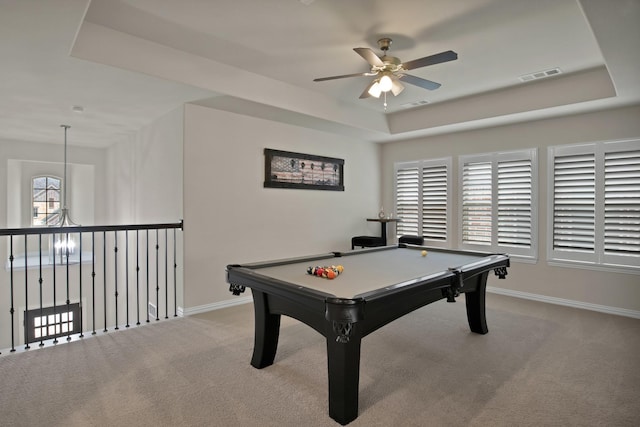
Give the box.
[326,328,362,425]
[464,271,489,334]
[250,290,281,368]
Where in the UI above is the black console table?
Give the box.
[351,218,400,249]
[366,218,400,246]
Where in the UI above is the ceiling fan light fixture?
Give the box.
[313,37,458,110]
[379,74,393,92]
[368,81,382,98]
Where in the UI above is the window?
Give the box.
[548,139,640,271]
[394,158,451,245]
[32,176,61,226]
[459,149,538,259]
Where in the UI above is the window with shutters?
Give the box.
[394,158,451,246]
[461,160,492,246]
[459,149,537,259]
[548,139,640,272]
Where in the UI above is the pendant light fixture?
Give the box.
[52,124,78,259]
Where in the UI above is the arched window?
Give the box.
[32,176,61,226]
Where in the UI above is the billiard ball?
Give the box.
[306,265,343,279]
[421,250,427,257]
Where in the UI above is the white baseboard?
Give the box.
[178,288,640,320]
[178,295,252,317]
[487,286,640,319]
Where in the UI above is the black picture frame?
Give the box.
[264,148,344,191]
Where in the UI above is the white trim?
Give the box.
[393,157,452,248]
[179,296,252,316]
[458,149,538,257]
[546,139,640,268]
[487,286,640,319]
[547,259,640,275]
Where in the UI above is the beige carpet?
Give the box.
[0,294,638,426]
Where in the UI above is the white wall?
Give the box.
[133,106,184,223]
[182,104,380,310]
[380,105,640,314]
[105,136,136,224]
[104,106,184,225]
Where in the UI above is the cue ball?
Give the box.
[421,250,427,257]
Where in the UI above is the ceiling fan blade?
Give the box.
[313,72,375,82]
[391,78,405,96]
[354,47,385,67]
[398,74,441,91]
[401,50,458,71]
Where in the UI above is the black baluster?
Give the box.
[9,235,15,352]
[155,229,159,321]
[173,228,178,317]
[79,232,83,338]
[91,232,96,335]
[24,237,30,350]
[52,233,57,344]
[125,230,130,328]
[38,234,44,347]
[114,231,119,330]
[165,228,168,319]
[103,231,107,332]
[146,230,150,323]
[65,232,71,341]
[136,230,140,326]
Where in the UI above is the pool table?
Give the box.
[226,245,509,425]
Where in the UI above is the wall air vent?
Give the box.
[148,302,157,319]
[519,68,562,82]
[400,100,431,109]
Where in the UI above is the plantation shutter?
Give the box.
[396,166,419,236]
[552,153,596,252]
[497,159,532,248]
[604,149,640,256]
[422,164,448,241]
[462,161,492,245]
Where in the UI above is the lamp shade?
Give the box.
[379,74,393,92]
[368,81,382,98]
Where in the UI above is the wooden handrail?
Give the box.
[0,220,183,236]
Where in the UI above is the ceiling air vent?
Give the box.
[400,100,430,109]
[519,68,562,82]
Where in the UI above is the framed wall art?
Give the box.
[264,148,344,191]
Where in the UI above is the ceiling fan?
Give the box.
[313,38,457,101]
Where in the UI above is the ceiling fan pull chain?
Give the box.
[384,92,388,111]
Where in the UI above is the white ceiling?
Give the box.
[1,0,639,148]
